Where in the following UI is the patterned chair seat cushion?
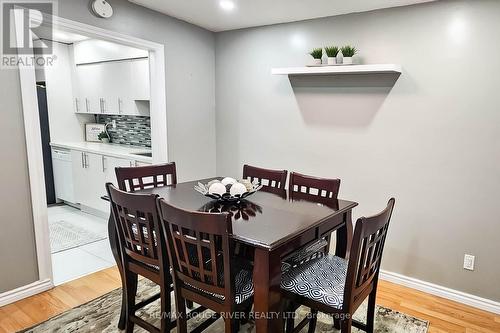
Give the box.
[186,268,254,304]
[281,254,347,309]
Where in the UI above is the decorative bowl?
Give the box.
[194,179,262,203]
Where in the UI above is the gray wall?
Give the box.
[0,0,216,292]
[215,0,500,301]
[0,69,39,292]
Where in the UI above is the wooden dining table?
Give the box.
[107,178,357,333]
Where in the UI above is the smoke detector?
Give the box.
[90,0,113,19]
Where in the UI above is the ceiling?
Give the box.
[128,0,436,32]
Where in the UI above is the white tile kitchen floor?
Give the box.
[48,205,116,285]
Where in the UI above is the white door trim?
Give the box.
[15,14,168,304]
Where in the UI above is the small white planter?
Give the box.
[327,57,336,65]
[343,57,353,65]
[312,58,322,65]
[101,138,110,144]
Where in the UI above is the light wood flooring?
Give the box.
[0,267,499,333]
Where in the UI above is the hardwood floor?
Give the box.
[0,266,499,333]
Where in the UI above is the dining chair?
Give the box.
[157,199,255,333]
[281,198,396,333]
[242,164,288,194]
[106,183,174,333]
[115,162,177,192]
[114,162,188,329]
[282,172,341,270]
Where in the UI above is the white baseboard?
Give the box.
[0,279,53,307]
[380,270,500,315]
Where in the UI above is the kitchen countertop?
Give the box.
[50,142,153,163]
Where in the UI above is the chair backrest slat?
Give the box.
[289,172,340,203]
[344,198,395,308]
[242,164,288,194]
[116,162,177,192]
[158,199,233,300]
[106,183,166,268]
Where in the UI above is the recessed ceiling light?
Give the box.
[219,0,235,11]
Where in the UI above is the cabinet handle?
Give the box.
[85,98,90,113]
[84,153,88,168]
[118,98,122,114]
[75,98,80,113]
[102,156,107,172]
[81,152,84,168]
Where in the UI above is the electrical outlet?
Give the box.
[463,254,475,271]
[112,120,116,129]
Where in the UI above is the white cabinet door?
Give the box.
[75,64,102,114]
[72,150,107,213]
[100,61,128,115]
[136,161,152,167]
[130,58,150,101]
[102,155,134,188]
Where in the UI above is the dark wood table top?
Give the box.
[140,179,357,250]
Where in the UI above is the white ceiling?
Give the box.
[128,0,436,32]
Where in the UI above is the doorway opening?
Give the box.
[17,14,167,291]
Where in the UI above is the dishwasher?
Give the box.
[51,148,76,204]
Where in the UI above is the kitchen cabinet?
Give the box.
[72,150,107,212]
[102,155,135,189]
[130,58,150,101]
[74,63,102,114]
[71,150,138,214]
[73,58,150,116]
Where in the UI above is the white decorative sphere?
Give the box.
[230,182,247,196]
[208,182,227,196]
[221,177,237,186]
[207,179,221,187]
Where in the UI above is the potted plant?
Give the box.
[340,45,357,65]
[324,46,339,65]
[309,48,323,65]
[98,131,110,144]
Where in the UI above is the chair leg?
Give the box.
[366,289,377,333]
[307,309,318,333]
[224,317,238,333]
[340,318,352,333]
[284,302,295,333]
[124,271,138,333]
[160,285,172,333]
[118,269,137,330]
[174,290,188,333]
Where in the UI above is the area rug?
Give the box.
[49,220,107,253]
[20,280,428,332]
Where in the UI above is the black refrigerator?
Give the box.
[37,82,56,205]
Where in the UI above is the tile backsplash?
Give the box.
[97,115,151,148]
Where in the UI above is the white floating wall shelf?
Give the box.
[271,64,402,76]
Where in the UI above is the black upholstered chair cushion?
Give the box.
[281,238,329,272]
[186,268,254,304]
[281,253,347,309]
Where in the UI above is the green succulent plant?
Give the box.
[324,46,340,57]
[341,45,357,57]
[309,48,323,59]
[98,131,109,140]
